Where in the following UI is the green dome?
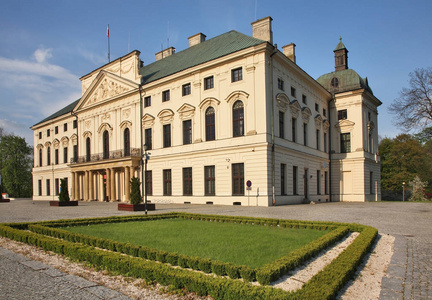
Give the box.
[316,69,373,95]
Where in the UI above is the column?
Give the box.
[74,172,80,201]
[106,168,110,201]
[125,166,130,202]
[83,171,88,201]
[89,171,94,201]
[71,172,76,200]
[110,168,116,202]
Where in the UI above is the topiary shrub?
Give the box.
[58,178,70,202]
[129,177,141,205]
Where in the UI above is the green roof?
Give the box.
[316,69,373,95]
[334,37,347,51]
[33,98,80,127]
[140,30,266,84]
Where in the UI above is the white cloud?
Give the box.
[34,47,53,63]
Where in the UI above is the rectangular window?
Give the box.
[303,123,307,146]
[144,96,151,107]
[281,164,286,195]
[55,126,58,134]
[63,147,68,164]
[324,133,327,153]
[183,167,193,196]
[163,169,172,196]
[292,118,296,142]
[232,163,244,196]
[302,94,307,104]
[163,124,171,148]
[38,180,42,196]
[55,149,59,165]
[293,166,298,195]
[47,129,50,137]
[39,132,42,139]
[278,78,284,90]
[55,178,59,196]
[338,109,348,120]
[47,147,51,165]
[323,108,327,117]
[46,179,50,196]
[231,67,243,82]
[204,166,215,196]
[162,90,170,102]
[315,103,319,112]
[279,111,285,139]
[64,123,68,132]
[146,170,153,196]
[182,83,191,96]
[291,87,296,97]
[340,133,351,153]
[370,171,374,194]
[145,128,152,150]
[183,120,192,145]
[73,120,77,129]
[316,129,320,150]
[73,145,78,162]
[204,76,214,90]
[317,170,321,195]
[325,171,328,195]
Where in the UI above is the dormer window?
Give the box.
[331,77,339,88]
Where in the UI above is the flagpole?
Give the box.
[107,24,110,63]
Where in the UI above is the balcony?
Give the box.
[70,148,141,164]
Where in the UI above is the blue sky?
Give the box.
[1,0,431,144]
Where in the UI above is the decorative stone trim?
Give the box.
[177,103,196,120]
[157,109,175,125]
[142,114,155,128]
[276,93,290,112]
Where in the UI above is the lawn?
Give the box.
[63,218,329,268]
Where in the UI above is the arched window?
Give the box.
[103,130,109,159]
[86,137,91,162]
[205,107,215,141]
[47,147,51,165]
[233,100,244,137]
[124,128,130,156]
[39,148,42,166]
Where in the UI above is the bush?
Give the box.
[129,177,141,205]
[58,178,70,202]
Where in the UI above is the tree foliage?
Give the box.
[408,176,428,202]
[0,129,33,197]
[58,178,70,202]
[130,176,141,205]
[388,67,432,131]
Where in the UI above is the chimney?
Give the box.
[188,33,206,47]
[251,16,273,44]
[282,43,296,63]
[155,47,176,61]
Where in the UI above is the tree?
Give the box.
[409,176,428,202]
[130,177,141,205]
[388,67,432,131]
[0,133,33,197]
[58,178,70,202]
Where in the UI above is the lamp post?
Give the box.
[402,182,406,202]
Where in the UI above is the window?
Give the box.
[46,179,50,196]
[317,170,321,195]
[302,94,307,104]
[316,129,320,150]
[278,78,284,90]
[47,147,51,165]
[303,123,307,146]
[73,145,78,162]
[291,87,296,97]
[124,128,130,156]
[163,124,171,148]
[145,128,152,150]
[324,133,327,153]
[163,169,172,196]
[233,100,244,137]
[55,178,59,196]
[38,180,42,196]
[338,109,347,120]
[293,166,298,195]
[204,76,214,90]
[103,130,109,159]
[368,133,373,153]
[183,120,192,145]
[279,111,285,139]
[205,107,215,141]
[47,129,50,137]
[144,96,151,107]
[340,133,351,153]
[368,112,371,121]
[370,172,374,194]
[39,148,43,166]
[86,137,91,162]
[145,170,153,196]
[323,108,327,117]
[162,90,170,102]
[292,118,297,142]
[63,147,68,164]
[183,167,193,196]
[182,83,191,96]
[55,126,58,134]
[64,123,68,132]
[232,163,244,196]
[39,132,42,139]
[55,149,59,165]
[231,67,243,82]
[325,171,328,195]
[281,164,286,195]
[205,166,215,196]
[315,103,319,112]
[73,120,77,129]
[331,77,339,88]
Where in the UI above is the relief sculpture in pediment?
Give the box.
[88,79,130,105]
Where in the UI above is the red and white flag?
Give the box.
[107,25,109,38]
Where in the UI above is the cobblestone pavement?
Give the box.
[0,199,431,299]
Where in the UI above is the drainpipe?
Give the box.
[138,84,147,214]
[328,97,333,202]
[269,45,277,206]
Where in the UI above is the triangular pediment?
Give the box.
[335,119,355,131]
[177,103,196,120]
[75,71,139,111]
[289,100,301,117]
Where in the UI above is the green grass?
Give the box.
[63,218,329,268]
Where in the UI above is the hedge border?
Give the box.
[0,213,377,299]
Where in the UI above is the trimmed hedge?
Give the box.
[0,212,378,299]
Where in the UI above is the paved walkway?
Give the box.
[0,199,431,299]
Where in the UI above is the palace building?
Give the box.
[31,17,382,206]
